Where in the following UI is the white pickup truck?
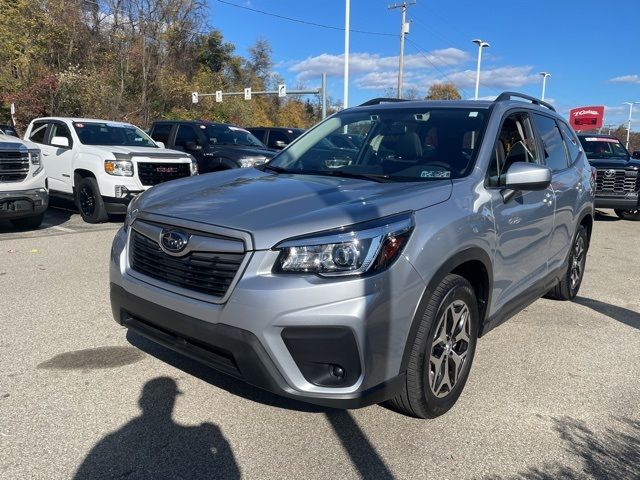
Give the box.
[24,117,197,223]
[0,134,48,228]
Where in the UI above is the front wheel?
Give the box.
[387,274,479,418]
[614,209,640,221]
[75,177,108,223]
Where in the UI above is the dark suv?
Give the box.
[149,121,276,173]
[247,127,304,150]
[577,133,640,220]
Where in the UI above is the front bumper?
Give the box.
[594,194,639,210]
[109,225,425,408]
[0,188,48,220]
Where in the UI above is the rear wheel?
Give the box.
[10,213,44,229]
[614,209,640,221]
[75,177,108,223]
[387,274,479,418]
[546,225,588,300]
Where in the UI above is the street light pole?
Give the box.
[472,39,490,100]
[389,1,415,99]
[343,0,350,109]
[623,101,640,149]
[539,72,551,101]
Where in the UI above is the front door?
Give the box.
[40,122,75,194]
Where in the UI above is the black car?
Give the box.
[578,133,640,220]
[0,124,19,137]
[149,121,276,173]
[247,127,304,150]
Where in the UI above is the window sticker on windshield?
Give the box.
[469,111,479,117]
[421,170,451,178]
[585,137,619,143]
[74,123,84,128]
[414,113,430,121]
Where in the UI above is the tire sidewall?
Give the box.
[417,280,479,416]
[76,177,107,223]
[615,209,640,221]
[567,225,588,298]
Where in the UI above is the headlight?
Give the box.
[239,156,267,168]
[123,194,141,231]
[105,159,134,176]
[189,156,198,175]
[274,213,414,277]
[29,150,43,176]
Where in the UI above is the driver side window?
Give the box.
[487,112,539,187]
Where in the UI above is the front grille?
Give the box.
[0,151,29,182]
[595,169,638,194]
[137,162,190,186]
[130,229,244,298]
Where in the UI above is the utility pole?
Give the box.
[389,1,415,99]
[623,102,639,149]
[343,0,350,109]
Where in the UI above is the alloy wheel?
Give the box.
[429,300,471,398]
[78,185,96,217]
[570,236,585,290]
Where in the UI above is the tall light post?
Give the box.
[472,39,490,100]
[343,0,350,109]
[539,72,551,101]
[623,101,640,149]
[389,1,416,99]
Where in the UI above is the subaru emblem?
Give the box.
[160,229,190,254]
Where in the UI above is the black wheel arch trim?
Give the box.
[399,246,493,373]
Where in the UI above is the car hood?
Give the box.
[79,145,191,160]
[136,168,452,250]
[587,156,640,170]
[207,145,277,157]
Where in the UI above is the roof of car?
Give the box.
[575,133,619,139]
[32,117,135,126]
[248,126,304,131]
[153,120,236,127]
[352,99,494,111]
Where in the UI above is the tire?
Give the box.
[10,213,44,229]
[387,274,479,418]
[75,176,108,224]
[545,225,588,300]
[614,209,640,221]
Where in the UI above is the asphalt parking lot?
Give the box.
[1,207,638,480]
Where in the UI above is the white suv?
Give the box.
[24,118,197,223]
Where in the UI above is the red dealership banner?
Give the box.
[569,106,605,131]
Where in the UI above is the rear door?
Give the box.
[531,114,579,273]
[488,110,555,314]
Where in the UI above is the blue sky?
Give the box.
[209,0,640,128]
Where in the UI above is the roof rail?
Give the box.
[494,92,556,112]
[359,98,410,107]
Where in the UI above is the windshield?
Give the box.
[0,126,19,137]
[267,107,488,181]
[73,122,157,147]
[578,136,629,159]
[204,125,265,148]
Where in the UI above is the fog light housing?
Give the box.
[115,185,130,198]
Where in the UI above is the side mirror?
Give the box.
[51,136,70,148]
[155,141,165,149]
[185,140,202,151]
[632,151,640,159]
[502,162,551,202]
[272,140,288,149]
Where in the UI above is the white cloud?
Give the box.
[444,66,540,89]
[608,74,640,84]
[289,48,469,82]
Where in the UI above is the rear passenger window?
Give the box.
[558,123,581,164]
[29,122,48,144]
[250,129,266,142]
[151,124,172,145]
[174,125,200,149]
[532,114,569,172]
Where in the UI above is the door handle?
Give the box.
[42,152,50,156]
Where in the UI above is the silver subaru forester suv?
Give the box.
[110,92,594,418]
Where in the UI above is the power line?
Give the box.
[405,37,469,98]
[215,0,397,37]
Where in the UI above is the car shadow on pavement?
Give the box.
[593,210,620,222]
[574,296,640,330]
[73,376,241,480]
[485,416,640,479]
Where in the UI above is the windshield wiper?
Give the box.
[262,164,291,174]
[302,170,393,183]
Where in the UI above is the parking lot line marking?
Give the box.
[41,223,76,233]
